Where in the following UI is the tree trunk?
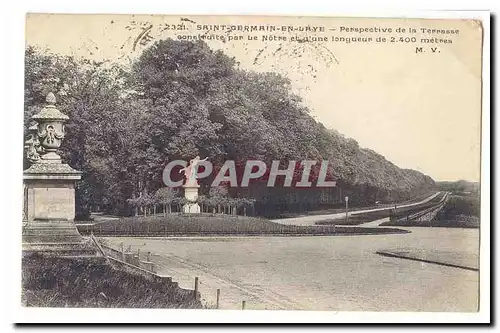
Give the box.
[163,204,166,217]
[244,206,247,216]
[132,191,138,216]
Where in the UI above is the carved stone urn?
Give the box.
[31,92,69,163]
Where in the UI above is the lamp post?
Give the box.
[345,196,349,224]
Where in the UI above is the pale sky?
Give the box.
[25,14,483,181]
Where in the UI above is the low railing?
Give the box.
[396,192,448,222]
[90,233,158,273]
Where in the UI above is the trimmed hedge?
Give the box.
[77,214,408,236]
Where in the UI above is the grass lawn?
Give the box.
[77,214,408,236]
[22,253,203,308]
[318,210,393,226]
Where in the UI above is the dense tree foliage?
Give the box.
[439,195,480,220]
[436,180,479,195]
[24,40,435,218]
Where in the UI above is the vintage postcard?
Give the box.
[19,11,488,322]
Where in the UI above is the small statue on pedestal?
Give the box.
[178,156,208,214]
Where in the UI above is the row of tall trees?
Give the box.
[24,40,435,218]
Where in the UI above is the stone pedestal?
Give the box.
[22,163,92,254]
[183,185,200,214]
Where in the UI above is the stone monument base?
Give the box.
[22,218,97,256]
[23,163,96,256]
[183,202,201,214]
[23,218,83,244]
[183,185,201,214]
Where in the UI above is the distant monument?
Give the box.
[179,156,207,213]
[23,93,89,253]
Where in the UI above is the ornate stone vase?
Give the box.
[31,92,69,163]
